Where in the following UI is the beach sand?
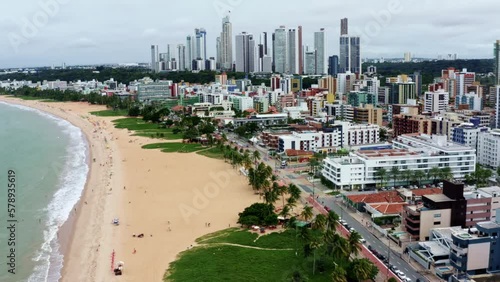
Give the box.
[0,97,257,282]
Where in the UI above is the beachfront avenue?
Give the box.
[6,170,17,275]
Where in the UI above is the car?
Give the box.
[367,245,374,252]
[390,265,399,272]
[402,277,412,282]
[344,224,350,230]
[376,253,386,261]
[359,237,366,244]
[349,227,356,233]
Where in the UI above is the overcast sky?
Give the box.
[1,0,498,68]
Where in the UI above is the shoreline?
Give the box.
[0,95,259,281]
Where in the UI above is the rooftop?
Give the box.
[412,188,443,197]
[366,202,407,215]
[356,148,419,159]
[477,221,500,230]
[347,191,405,204]
[424,194,454,203]
[396,134,474,152]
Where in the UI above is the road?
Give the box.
[321,196,426,282]
[227,133,428,282]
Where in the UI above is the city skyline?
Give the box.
[1,0,499,68]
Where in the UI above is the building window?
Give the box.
[434,221,441,225]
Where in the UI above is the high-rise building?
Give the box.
[305,49,316,75]
[216,36,221,70]
[314,28,326,74]
[273,26,288,74]
[340,18,348,36]
[257,32,268,72]
[151,45,158,73]
[328,55,339,76]
[186,36,194,71]
[235,32,256,73]
[288,29,297,74]
[195,28,207,61]
[177,44,186,71]
[220,15,233,70]
[298,26,303,74]
[339,19,361,75]
[404,52,412,62]
[495,40,500,85]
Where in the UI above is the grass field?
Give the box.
[112,118,181,140]
[90,109,128,117]
[196,147,225,160]
[166,228,333,282]
[142,142,206,153]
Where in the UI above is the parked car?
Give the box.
[390,265,399,272]
[367,245,374,252]
[359,237,366,244]
[349,227,356,233]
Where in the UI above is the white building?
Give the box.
[477,130,500,168]
[322,134,476,189]
[228,95,254,112]
[424,89,449,113]
[278,122,380,153]
[495,86,500,128]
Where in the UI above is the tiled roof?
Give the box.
[285,149,313,157]
[368,203,407,215]
[412,188,442,197]
[347,191,404,204]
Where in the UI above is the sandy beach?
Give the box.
[0,96,257,282]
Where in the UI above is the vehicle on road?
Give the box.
[349,227,355,233]
[359,237,366,243]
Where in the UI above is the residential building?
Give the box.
[495,40,500,85]
[151,45,158,73]
[220,15,233,71]
[235,32,256,73]
[137,80,172,102]
[452,122,489,150]
[304,50,316,75]
[340,18,348,36]
[477,130,500,167]
[495,86,500,128]
[194,28,207,61]
[186,35,194,71]
[177,44,186,71]
[456,92,482,111]
[388,75,417,104]
[322,135,476,190]
[450,214,500,275]
[288,29,297,74]
[346,104,383,127]
[424,89,449,113]
[393,114,432,137]
[273,26,287,73]
[328,55,339,76]
[228,95,253,112]
[314,28,326,74]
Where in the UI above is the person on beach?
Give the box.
[133,248,136,254]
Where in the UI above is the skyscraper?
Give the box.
[349,36,361,74]
[298,26,303,74]
[314,28,326,74]
[195,28,207,61]
[151,45,158,73]
[235,32,255,73]
[495,40,500,85]
[288,29,296,74]
[177,44,186,71]
[341,18,348,36]
[339,19,361,75]
[328,55,339,76]
[186,35,194,71]
[220,15,233,70]
[216,36,222,69]
[273,26,287,74]
[305,48,317,75]
[257,32,268,72]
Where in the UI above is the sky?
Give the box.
[0,0,499,68]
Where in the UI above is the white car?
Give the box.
[359,237,366,244]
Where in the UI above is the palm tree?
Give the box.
[350,258,377,281]
[390,166,400,187]
[415,170,425,187]
[252,150,261,165]
[374,168,387,189]
[312,214,326,231]
[439,167,453,181]
[301,205,314,222]
[280,205,291,219]
[326,210,340,232]
[264,187,279,205]
[331,264,347,282]
[402,169,412,186]
[429,167,440,184]
[347,231,362,257]
[288,184,302,203]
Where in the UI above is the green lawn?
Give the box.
[142,142,206,153]
[90,109,128,117]
[165,228,333,282]
[196,147,225,160]
[113,118,182,140]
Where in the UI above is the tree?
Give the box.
[325,211,340,232]
[429,167,440,184]
[128,105,141,116]
[237,203,275,226]
[348,258,379,281]
[252,150,261,164]
[388,278,398,282]
[301,205,314,222]
[331,264,347,282]
[374,168,387,188]
[401,169,412,186]
[347,231,362,257]
[390,166,400,187]
[287,184,302,203]
[312,214,326,231]
[415,170,425,187]
[439,167,453,181]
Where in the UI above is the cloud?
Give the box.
[67,37,98,49]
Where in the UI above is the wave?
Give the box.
[0,102,89,282]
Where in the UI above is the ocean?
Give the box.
[0,102,89,282]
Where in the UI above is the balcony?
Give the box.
[450,244,468,256]
[404,223,420,232]
[404,216,420,224]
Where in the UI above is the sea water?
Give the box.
[0,102,89,282]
